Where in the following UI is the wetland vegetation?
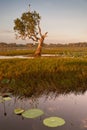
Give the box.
[0,47,87,56]
[0,45,87,130]
[0,56,87,97]
[1,1,87,130]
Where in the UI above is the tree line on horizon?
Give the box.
[0,42,87,48]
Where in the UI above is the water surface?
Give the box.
[0,91,87,130]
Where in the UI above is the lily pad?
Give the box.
[14,108,24,115]
[22,109,44,118]
[43,117,65,127]
[3,97,12,101]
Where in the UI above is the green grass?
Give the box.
[0,47,87,57]
[0,57,87,97]
[0,49,35,56]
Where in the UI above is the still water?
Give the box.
[0,54,64,59]
[0,91,87,130]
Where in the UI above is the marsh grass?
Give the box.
[0,57,87,97]
[0,49,35,56]
[0,47,87,57]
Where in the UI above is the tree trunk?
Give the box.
[34,36,44,57]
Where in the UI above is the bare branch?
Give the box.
[43,32,48,38]
[32,33,39,41]
[28,32,39,41]
[28,36,37,41]
[37,22,42,37]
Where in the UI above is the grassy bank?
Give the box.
[0,47,87,57]
[0,57,87,97]
[0,49,35,56]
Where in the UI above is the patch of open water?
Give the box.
[0,56,34,59]
[0,91,87,130]
[0,54,65,59]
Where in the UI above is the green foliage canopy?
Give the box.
[14,9,41,41]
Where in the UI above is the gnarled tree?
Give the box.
[14,6,48,56]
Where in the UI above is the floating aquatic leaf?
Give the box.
[1,78,10,84]
[14,108,24,115]
[3,97,12,101]
[43,117,65,127]
[22,109,44,118]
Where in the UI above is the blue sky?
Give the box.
[0,0,87,44]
